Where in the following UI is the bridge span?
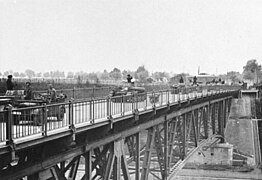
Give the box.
[0,88,239,179]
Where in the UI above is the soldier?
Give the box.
[24,82,33,100]
[47,84,57,102]
[6,75,14,90]
[179,76,184,83]
[127,74,133,83]
[193,76,197,85]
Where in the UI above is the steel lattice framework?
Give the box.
[0,89,237,180]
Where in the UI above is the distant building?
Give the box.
[186,74,216,85]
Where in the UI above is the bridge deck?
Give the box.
[0,88,239,180]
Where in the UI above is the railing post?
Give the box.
[69,100,74,125]
[152,91,155,107]
[167,90,170,104]
[42,103,48,136]
[107,96,111,118]
[69,100,76,142]
[121,95,124,116]
[89,99,92,122]
[145,92,148,110]
[73,87,75,99]
[6,107,16,161]
[6,107,13,145]
[92,99,95,123]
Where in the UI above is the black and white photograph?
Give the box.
[0,0,262,179]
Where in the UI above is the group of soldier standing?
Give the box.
[5,75,56,101]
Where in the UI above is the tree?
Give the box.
[135,65,149,83]
[20,72,26,77]
[87,73,99,83]
[25,69,35,78]
[99,70,110,80]
[43,72,50,78]
[36,72,42,77]
[67,72,74,78]
[13,72,20,77]
[109,68,122,80]
[243,59,262,83]
[226,71,242,83]
[4,71,9,77]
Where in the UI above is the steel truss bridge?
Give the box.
[0,88,239,180]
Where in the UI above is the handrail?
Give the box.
[0,88,238,146]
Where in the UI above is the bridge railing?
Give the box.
[0,89,237,146]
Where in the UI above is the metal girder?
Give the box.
[141,127,156,180]
[154,125,165,179]
[135,133,140,180]
[126,136,136,157]
[163,119,168,180]
[104,144,115,180]
[191,110,198,147]
[104,139,131,180]
[68,156,80,180]
[211,103,216,134]
[167,118,178,168]
[81,151,92,180]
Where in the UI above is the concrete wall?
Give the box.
[186,143,233,166]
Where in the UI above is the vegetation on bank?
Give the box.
[0,59,261,94]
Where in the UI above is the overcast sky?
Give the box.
[1,0,262,75]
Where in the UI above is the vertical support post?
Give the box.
[84,150,92,180]
[223,99,227,128]
[121,138,131,180]
[191,110,198,147]
[203,106,208,138]
[104,144,115,180]
[195,109,199,141]
[218,101,224,142]
[73,87,75,99]
[164,118,168,180]
[141,127,156,180]
[60,161,65,172]
[168,118,177,168]
[207,103,211,136]
[211,103,216,134]
[182,114,187,159]
[135,133,140,180]
[113,140,121,180]
[221,100,226,143]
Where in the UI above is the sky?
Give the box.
[1,0,262,75]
